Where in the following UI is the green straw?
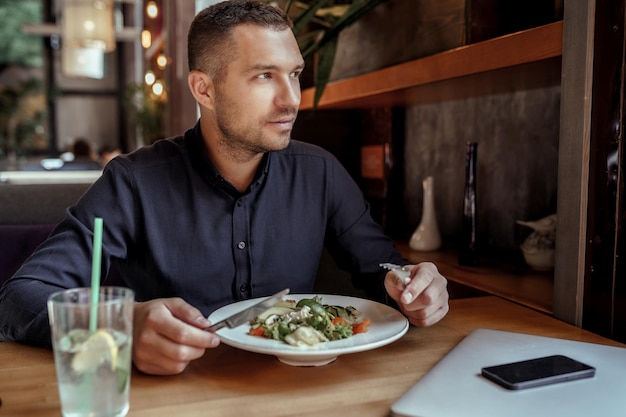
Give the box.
[89,217,103,334]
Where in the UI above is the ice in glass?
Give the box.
[48,287,134,417]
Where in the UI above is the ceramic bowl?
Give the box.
[521,247,555,271]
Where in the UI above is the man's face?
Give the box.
[212,24,304,158]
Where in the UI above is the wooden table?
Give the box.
[0,296,622,417]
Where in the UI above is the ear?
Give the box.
[188,71,215,110]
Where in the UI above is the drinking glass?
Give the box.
[48,287,134,417]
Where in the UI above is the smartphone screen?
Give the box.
[481,355,595,390]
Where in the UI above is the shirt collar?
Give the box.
[186,120,271,193]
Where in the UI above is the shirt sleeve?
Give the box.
[322,155,407,302]
[0,160,136,346]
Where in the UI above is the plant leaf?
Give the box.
[284,0,295,14]
[292,0,332,36]
[301,0,381,59]
[313,36,338,110]
[268,0,389,110]
[313,0,388,52]
[296,29,323,55]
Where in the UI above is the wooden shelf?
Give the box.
[300,21,563,110]
[396,242,554,315]
[299,22,564,314]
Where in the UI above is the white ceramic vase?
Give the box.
[409,176,442,251]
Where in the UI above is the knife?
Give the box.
[204,288,290,332]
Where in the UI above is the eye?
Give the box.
[257,73,271,80]
[290,70,302,79]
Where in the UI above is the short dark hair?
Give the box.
[187,0,292,82]
[72,138,92,157]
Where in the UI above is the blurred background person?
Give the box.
[60,138,102,170]
[98,145,122,167]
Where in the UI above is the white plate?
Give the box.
[208,294,409,366]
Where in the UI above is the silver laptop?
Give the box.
[391,328,626,417]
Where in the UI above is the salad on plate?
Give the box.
[248,296,371,347]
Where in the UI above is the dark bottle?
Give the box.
[459,142,479,265]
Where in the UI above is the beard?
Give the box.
[214,101,297,162]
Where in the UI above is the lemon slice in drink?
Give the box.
[71,329,118,373]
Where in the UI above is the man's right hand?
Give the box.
[132,298,220,375]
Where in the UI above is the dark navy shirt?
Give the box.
[0,122,405,346]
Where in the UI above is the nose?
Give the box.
[275,77,301,109]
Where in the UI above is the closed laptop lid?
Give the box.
[391,328,626,417]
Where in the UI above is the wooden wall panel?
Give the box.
[581,0,626,341]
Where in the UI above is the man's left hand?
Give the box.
[384,262,449,327]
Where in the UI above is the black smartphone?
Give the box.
[481,355,596,390]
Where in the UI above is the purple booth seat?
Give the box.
[0,224,123,288]
[0,224,56,286]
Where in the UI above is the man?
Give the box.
[0,0,449,375]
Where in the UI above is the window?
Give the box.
[0,0,49,168]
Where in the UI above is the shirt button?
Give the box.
[237,241,246,249]
[239,284,249,293]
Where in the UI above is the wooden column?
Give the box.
[582,0,626,341]
[556,0,626,344]
[164,0,197,137]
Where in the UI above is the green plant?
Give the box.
[0,77,46,158]
[0,0,43,68]
[0,0,46,161]
[123,83,167,145]
[267,0,388,109]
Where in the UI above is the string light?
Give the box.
[152,80,164,96]
[144,70,156,85]
[141,30,152,48]
[156,53,168,69]
[146,1,158,19]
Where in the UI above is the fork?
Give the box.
[379,263,411,289]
